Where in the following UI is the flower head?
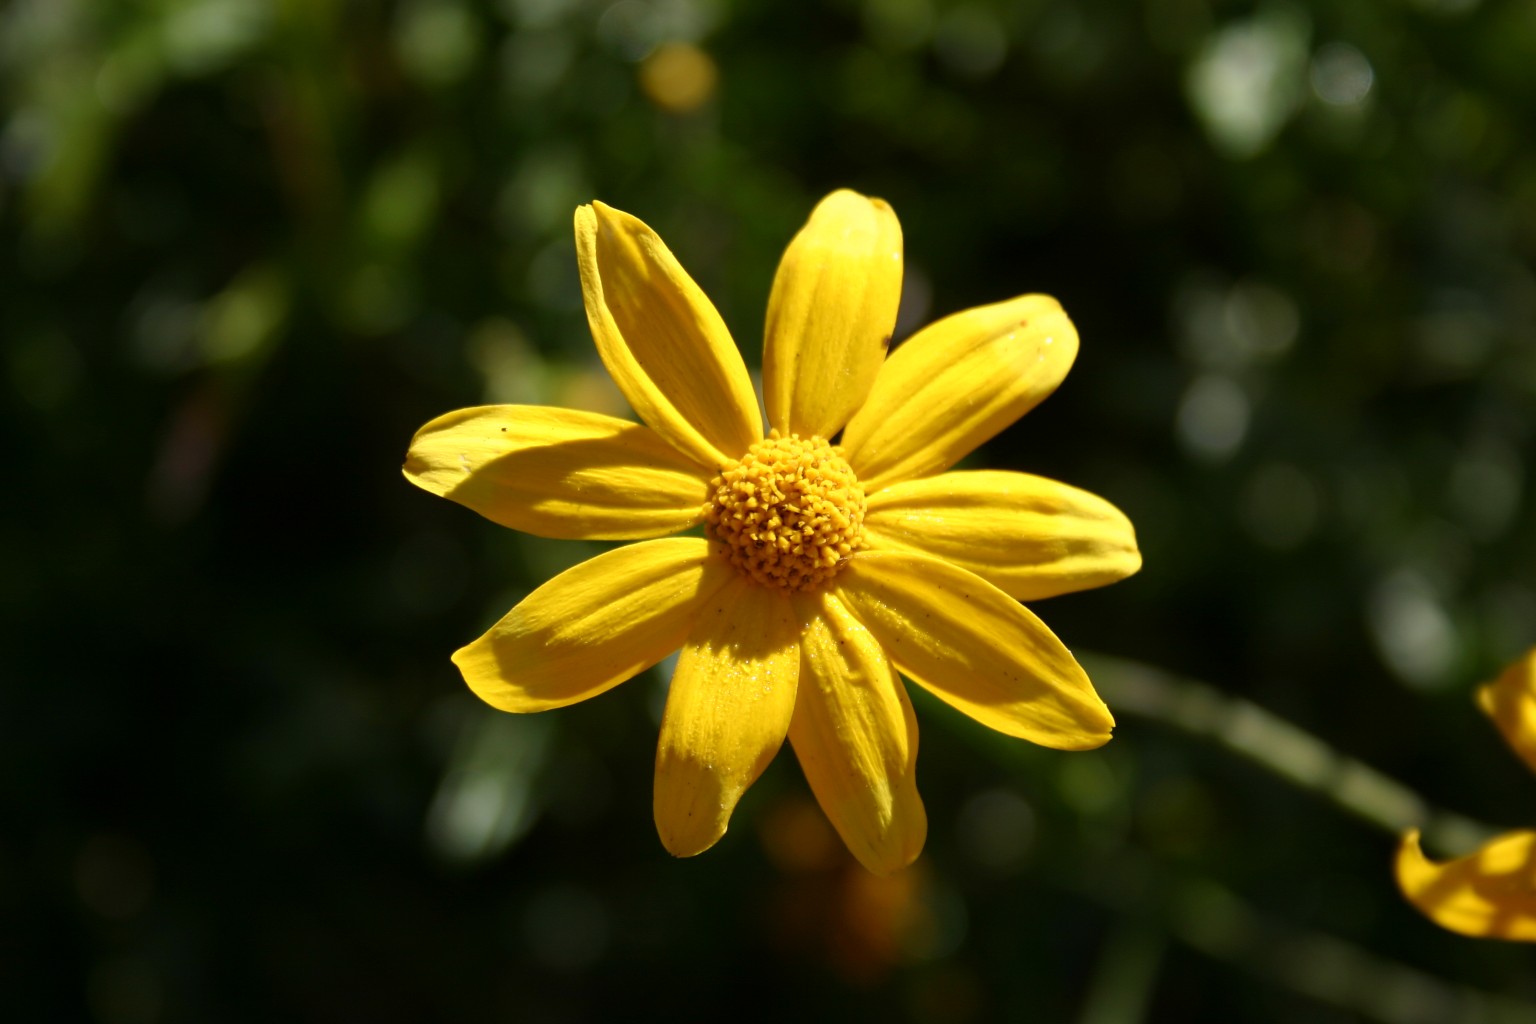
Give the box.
[1396,648,1536,940]
[404,190,1141,873]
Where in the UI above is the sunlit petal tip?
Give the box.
[763,189,903,438]
[657,831,714,860]
[1061,705,1115,751]
[857,798,928,876]
[583,199,644,242]
[451,640,519,711]
[654,582,801,859]
[1123,542,1145,579]
[1394,829,1428,905]
[1395,828,1536,942]
[655,789,729,859]
[1476,648,1536,775]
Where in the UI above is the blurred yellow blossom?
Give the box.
[1397,648,1536,941]
[639,42,718,114]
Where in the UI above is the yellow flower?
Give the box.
[1397,648,1536,940]
[404,190,1141,873]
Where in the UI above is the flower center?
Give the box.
[704,430,866,593]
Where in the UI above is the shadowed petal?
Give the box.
[1478,648,1536,776]
[789,589,927,875]
[763,189,903,439]
[575,202,762,469]
[404,405,710,539]
[843,295,1078,492]
[1396,829,1536,941]
[863,470,1141,601]
[454,538,734,712]
[837,550,1113,750]
[654,580,800,858]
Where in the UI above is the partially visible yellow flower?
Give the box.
[404,190,1141,873]
[1397,648,1536,940]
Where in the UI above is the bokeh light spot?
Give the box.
[1368,570,1459,689]
[1186,7,1310,158]
[1310,42,1374,107]
[639,42,718,114]
[1176,373,1249,461]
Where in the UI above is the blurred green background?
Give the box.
[6,0,1536,1020]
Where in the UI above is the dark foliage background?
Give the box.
[5,0,1536,1020]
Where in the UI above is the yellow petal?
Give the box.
[453,538,733,712]
[763,189,903,439]
[404,405,710,539]
[1477,647,1536,776]
[654,580,800,858]
[864,470,1141,601]
[842,295,1078,492]
[1396,829,1536,941]
[788,589,927,875]
[575,202,762,469]
[837,550,1113,750]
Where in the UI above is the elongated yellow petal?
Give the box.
[763,190,903,439]
[404,405,711,539]
[575,202,762,469]
[837,550,1113,749]
[842,295,1078,492]
[453,538,733,712]
[1477,648,1536,776]
[1396,829,1536,941]
[654,580,800,858]
[864,470,1141,601]
[788,589,927,874]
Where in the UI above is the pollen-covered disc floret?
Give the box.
[705,430,867,592]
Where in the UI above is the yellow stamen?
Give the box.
[704,430,866,592]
